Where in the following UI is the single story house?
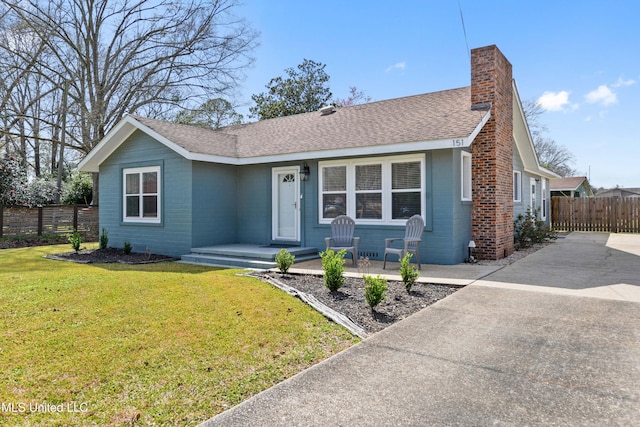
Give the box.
[79,45,557,266]
[550,176,593,198]
[594,187,640,198]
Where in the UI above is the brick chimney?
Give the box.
[470,45,514,260]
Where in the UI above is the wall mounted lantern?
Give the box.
[300,163,310,181]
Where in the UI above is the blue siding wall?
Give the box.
[191,161,238,247]
[428,149,472,264]
[300,150,467,265]
[236,164,272,244]
[451,149,474,264]
[99,130,193,257]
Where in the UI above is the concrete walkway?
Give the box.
[288,255,503,287]
[201,232,640,426]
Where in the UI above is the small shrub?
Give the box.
[99,227,109,249]
[364,275,388,310]
[123,241,132,254]
[275,248,295,274]
[400,253,419,292]
[68,230,82,252]
[514,209,557,249]
[320,249,346,292]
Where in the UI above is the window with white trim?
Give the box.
[123,166,161,223]
[319,155,424,223]
[461,151,472,201]
[513,170,522,202]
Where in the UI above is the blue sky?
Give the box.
[235,1,639,189]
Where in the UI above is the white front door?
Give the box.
[272,167,300,241]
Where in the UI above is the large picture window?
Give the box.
[319,155,425,224]
[123,166,161,223]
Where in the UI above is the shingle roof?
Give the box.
[594,187,640,197]
[550,176,588,191]
[132,117,239,157]
[133,87,487,159]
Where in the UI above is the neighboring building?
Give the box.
[79,45,557,265]
[550,176,593,198]
[594,187,640,198]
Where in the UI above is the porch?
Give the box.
[181,244,320,269]
[180,243,500,286]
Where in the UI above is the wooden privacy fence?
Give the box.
[551,197,640,233]
[0,205,99,240]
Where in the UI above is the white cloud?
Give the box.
[612,77,636,87]
[537,90,570,111]
[385,62,406,73]
[585,85,617,106]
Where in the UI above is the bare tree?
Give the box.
[175,98,243,129]
[0,11,54,168]
[522,99,577,177]
[531,137,577,177]
[1,0,257,202]
[333,86,372,108]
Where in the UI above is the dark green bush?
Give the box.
[275,248,295,274]
[99,227,109,250]
[123,241,132,254]
[320,249,346,291]
[68,230,82,252]
[514,209,557,249]
[399,253,419,292]
[364,275,388,310]
[62,171,93,205]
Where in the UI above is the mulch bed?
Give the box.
[45,248,176,264]
[262,272,459,334]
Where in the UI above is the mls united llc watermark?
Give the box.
[1,401,89,414]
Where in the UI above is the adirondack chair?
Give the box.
[383,214,424,269]
[324,215,360,267]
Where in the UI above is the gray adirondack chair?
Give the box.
[324,215,360,267]
[383,214,424,269]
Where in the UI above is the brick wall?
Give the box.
[470,45,514,260]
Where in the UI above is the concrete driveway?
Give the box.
[476,232,640,301]
[201,232,640,426]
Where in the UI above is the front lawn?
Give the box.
[0,244,359,426]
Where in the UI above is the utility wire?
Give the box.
[458,0,470,59]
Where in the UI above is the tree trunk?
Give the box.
[92,172,99,205]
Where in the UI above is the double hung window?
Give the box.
[513,170,522,202]
[319,155,424,223]
[123,166,161,223]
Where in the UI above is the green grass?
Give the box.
[0,244,359,426]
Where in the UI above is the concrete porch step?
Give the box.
[180,253,278,269]
[180,244,320,269]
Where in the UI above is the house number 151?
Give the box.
[452,139,464,147]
